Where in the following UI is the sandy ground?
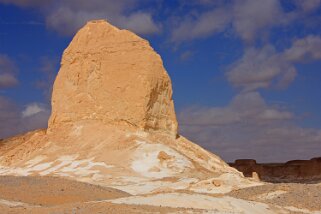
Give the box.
[0,202,195,214]
[0,176,201,213]
[0,176,131,206]
[0,176,320,213]
[229,183,321,212]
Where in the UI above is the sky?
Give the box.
[0,0,321,162]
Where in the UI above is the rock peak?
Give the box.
[84,19,120,32]
[48,20,178,136]
[87,19,108,23]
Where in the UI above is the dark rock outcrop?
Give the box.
[230,157,321,183]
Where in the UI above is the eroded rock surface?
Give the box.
[49,20,177,136]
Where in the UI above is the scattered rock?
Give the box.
[157,151,172,162]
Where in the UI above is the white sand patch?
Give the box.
[125,131,149,138]
[112,180,189,195]
[111,182,164,195]
[60,158,114,175]
[0,155,114,179]
[258,190,287,200]
[131,141,193,178]
[0,161,52,176]
[284,206,321,214]
[24,155,47,167]
[0,167,31,176]
[41,156,114,177]
[54,172,73,177]
[108,193,275,213]
[0,167,10,175]
[119,176,150,183]
[60,160,84,171]
[40,155,77,175]
[29,162,53,171]
[108,176,165,194]
[190,173,262,194]
[73,160,113,177]
[134,131,149,138]
[0,199,37,207]
[92,173,105,181]
[108,176,199,195]
[71,125,83,136]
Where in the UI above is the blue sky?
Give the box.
[1,0,321,162]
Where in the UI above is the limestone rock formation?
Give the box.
[48,20,177,136]
[0,20,271,213]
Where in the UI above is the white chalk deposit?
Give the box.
[131,141,193,178]
[108,193,276,214]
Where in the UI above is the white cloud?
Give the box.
[227,35,321,91]
[232,0,285,43]
[179,92,293,127]
[180,50,194,61]
[179,92,321,162]
[20,108,50,133]
[120,12,160,35]
[0,96,50,139]
[170,7,231,43]
[258,109,293,121]
[0,73,18,88]
[0,0,160,36]
[295,0,321,13]
[226,45,296,91]
[22,103,46,118]
[0,54,18,89]
[284,35,321,62]
[170,0,291,43]
[169,0,321,44]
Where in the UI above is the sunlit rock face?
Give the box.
[48,20,178,136]
[0,20,262,212]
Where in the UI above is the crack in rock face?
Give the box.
[48,20,178,137]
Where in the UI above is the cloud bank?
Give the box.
[0,0,160,36]
[0,97,50,139]
[0,54,18,89]
[179,92,321,162]
[171,1,321,162]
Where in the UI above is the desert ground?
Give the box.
[0,176,207,213]
[0,175,319,213]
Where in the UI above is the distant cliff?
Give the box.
[230,157,321,183]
